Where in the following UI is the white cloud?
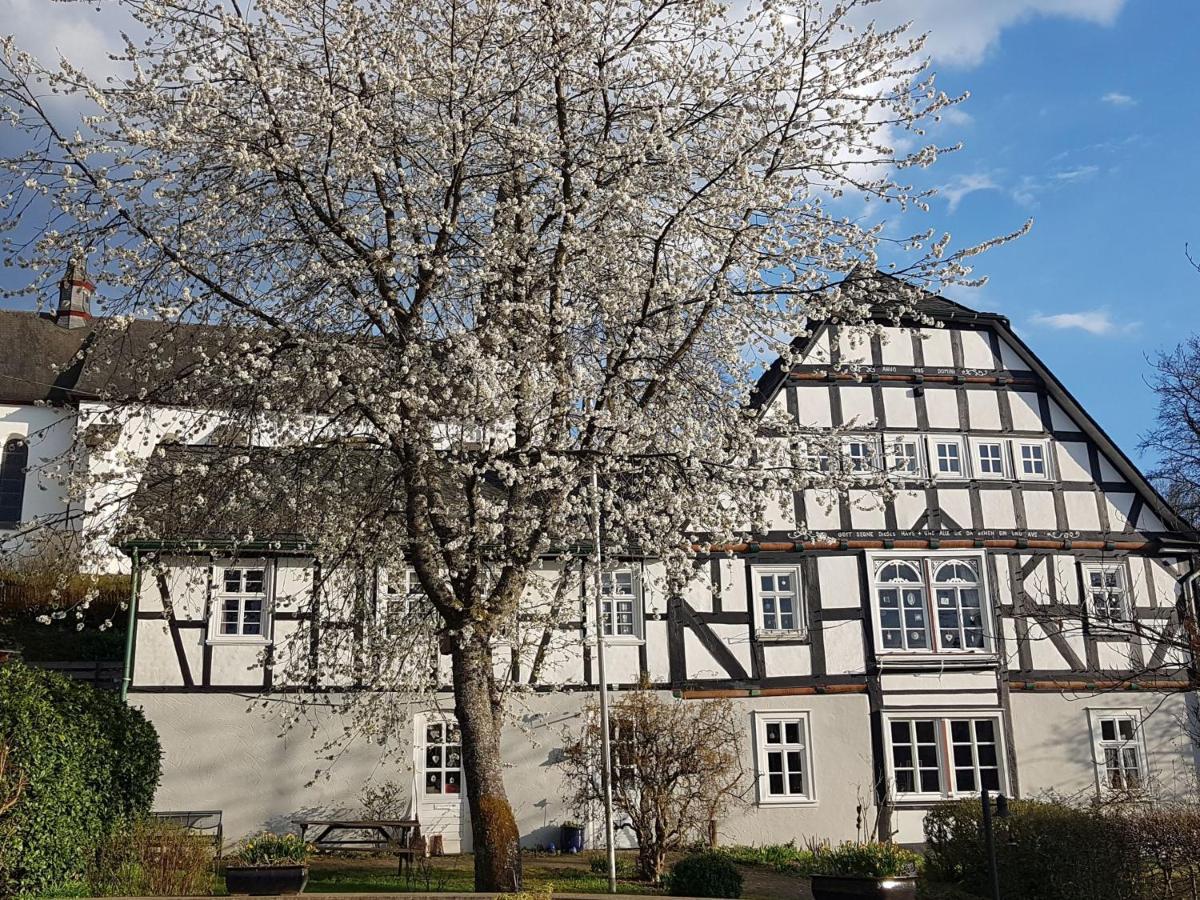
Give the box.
[1101,91,1137,107]
[849,0,1126,68]
[1030,309,1138,336]
[1052,164,1100,182]
[939,173,1000,212]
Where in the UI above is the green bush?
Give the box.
[812,841,921,878]
[233,832,312,866]
[667,851,743,898]
[0,661,162,896]
[924,798,1142,900]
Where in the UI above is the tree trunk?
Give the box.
[451,630,522,892]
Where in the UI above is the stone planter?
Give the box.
[224,864,309,895]
[810,874,918,900]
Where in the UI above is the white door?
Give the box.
[415,714,469,852]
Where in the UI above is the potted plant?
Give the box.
[224,832,312,895]
[560,819,585,854]
[809,841,921,900]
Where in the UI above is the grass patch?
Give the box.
[718,843,819,875]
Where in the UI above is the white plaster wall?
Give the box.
[0,403,77,557]
[1009,691,1198,803]
[137,690,877,849]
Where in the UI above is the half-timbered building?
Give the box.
[115,282,1200,849]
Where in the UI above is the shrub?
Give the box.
[90,818,214,896]
[924,798,1142,900]
[811,841,920,878]
[0,661,162,896]
[232,832,312,867]
[667,851,743,898]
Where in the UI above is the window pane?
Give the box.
[1100,720,1115,741]
[895,770,915,793]
[426,772,442,794]
[975,720,995,742]
[915,721,936,743]
[426,746,442,768]
[955,768,976,792]
[920,769,942,792]
[220,598,239,634]
[426,723,443,743]
[950,721,970,742]
[1118,719,1134,740]
[784,722,801,745]
[980,769,1000,792]
[224,570,241,592]
[891,721,910,743]
[244,569,265,593]
[445,772,461,793]
[768,773,783,795]
[766,722,781,744]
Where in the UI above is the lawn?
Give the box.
[302,852,657,895]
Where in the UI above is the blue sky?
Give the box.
[1,0,1196,467]
[897,0,1200,465]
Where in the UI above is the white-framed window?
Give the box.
[378,565,426,636]
[793,439,833,475]
[885,435,924,478]
[885,713,1005,799]
[843,437,881,474]
[871,554,990,655]
[1015,441,1050,479]
[972,440,1008,479]
[1088,710,1146,795]
[752,566,806,638]
[210,564,270,642]
[1082,562,1130,625]
[422,719,463,796]
[927,437,967,478]
[753,711,816,805]
[600,568,643,640]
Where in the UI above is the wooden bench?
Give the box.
[293,817,420,874]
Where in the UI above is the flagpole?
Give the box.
[592,463,617,893]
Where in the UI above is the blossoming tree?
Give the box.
[0,0,1017,889]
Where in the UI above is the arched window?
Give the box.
[875,560,928,650]
[0,437,29,527]
[932,560,984,649]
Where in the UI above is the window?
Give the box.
[794,440,833,475]
[601,569,642,639]
[886,715,1004,799]
[212,566,268,640]
[844,438,880,474]
[1016,441,1049,479]
[752,567,806,637]
[379,565,425,635]
[932,561,985,650]
[1089,711,1145,794]
[929,438,966,478]
[0,437,28,527]
[974,441,1007,478]
[1083,563,1130,625]
[423,720,462,795]
[754,712,815,804]
[873,555,990,654]
[885,436,923,478]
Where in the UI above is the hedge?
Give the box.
[0,661,162,896]
[923,797,1200,900]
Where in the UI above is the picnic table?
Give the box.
[293,818,421,873]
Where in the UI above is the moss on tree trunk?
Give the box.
[452,631,522,892]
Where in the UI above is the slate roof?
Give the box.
[123,443,404,546]
[0,309,344,409]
